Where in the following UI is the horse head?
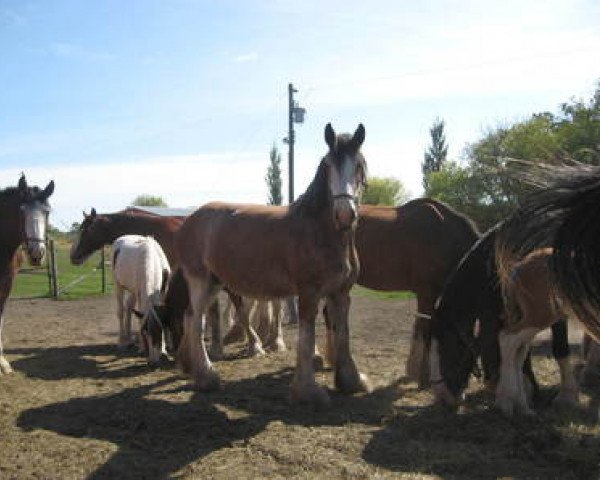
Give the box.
[17,174,55,266]
[431,307,478,405]
[323,123,367,230]
[70,208,106,265]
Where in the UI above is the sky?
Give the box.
[1,0,599,230]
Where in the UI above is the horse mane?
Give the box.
[0,186,20,205]
[496,162,600,339]
[288,159,331,218]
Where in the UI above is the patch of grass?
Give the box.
[352,285,414,301]
[12,240,114,300]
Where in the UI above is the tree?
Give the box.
[265,144,283,205]
[361,176,408,206]
[132,195,168,207]
[422,118,448,189]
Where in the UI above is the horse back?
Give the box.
[356,200,479,292]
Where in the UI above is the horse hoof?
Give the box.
[246,343,266,357]
[223,324,246,345]
[266,339,287,353]
[194,369,221,391]
[494,397,516,416]
[312,354,325,371]
[553,390,580,408]
[289,382,331,407]
[579,369,600,388]
[336,370,372,395]
[0,357,13,375]
[209,348,224,361]
[432,382,458,407]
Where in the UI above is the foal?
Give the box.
[0,175,54,375]
[175,123,369,405]
[495,248,579,415]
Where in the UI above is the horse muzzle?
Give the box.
[26,241,46,266]
[333,196,358,230]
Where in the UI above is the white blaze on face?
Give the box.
[22,201,48,264]
[329,155,360,228]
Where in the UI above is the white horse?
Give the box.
[112,235,170,364]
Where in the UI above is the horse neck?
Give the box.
[105,214,178,263]
[105,214,171,238]
[0,199,24,263]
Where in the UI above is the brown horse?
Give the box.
[494,248,579,415]
[70,209,183,267]
[0,174,55,375]
[175,123,368,405]
[323,198,480,387]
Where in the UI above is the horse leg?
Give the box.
[290,293,330,406]
[322,301,336,368]
[429,338,457,406]
[0,269,14,375]
[115,285,131,349]
[207,298,223,360]
[406,296,433,389]
[239,298,265,357]
[285,296,299,324]
[495,328,538,416]
[177,273,221,391]
[521,351,539,405]
[580,333,600,386]
[254,300,271,344]
[514,336,537,415]
[478,311,502,392]
[265,299,286,352]
[222,294,247,345]
[550,320,579,406]
[329,291,371,394]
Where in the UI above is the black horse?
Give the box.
[431,223,570,406]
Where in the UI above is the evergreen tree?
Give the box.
[266,144,283,205]
[422,118,448,189]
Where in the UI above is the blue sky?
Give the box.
[1,0,599,230]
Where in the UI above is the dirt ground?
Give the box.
[1,294,600,480]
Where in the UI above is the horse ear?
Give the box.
[91,208,97,218]
[40,180,55,201]
[352,124,365,149]
[18,174,27,192]
[324,123,336,150]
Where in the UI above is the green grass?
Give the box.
[12,241,114,300]
[13,241,411,302]
[352,285,414,301]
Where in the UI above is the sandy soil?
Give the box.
[1,295,599,479]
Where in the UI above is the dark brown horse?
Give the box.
[70,209,183,267]
[0,174,54,375]
[175,123,368,405]
[323,198,480,388]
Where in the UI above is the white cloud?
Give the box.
[47,42,115,61]
[1,153,269,230]
[233,51,259,63]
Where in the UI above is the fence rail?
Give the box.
[12,240,111,300]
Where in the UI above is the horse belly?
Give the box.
[207,250,295,299]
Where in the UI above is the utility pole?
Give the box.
[284,83,305,204]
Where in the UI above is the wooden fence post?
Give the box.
[49,239,59,299]
[101,247,107,294]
